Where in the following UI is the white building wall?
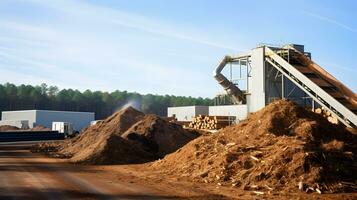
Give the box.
[2,110,36,128]
[167,106,208,121]
[0,120,29,129]
[248,47,266,112]
[1,110,94,130]
[168,105,248,122]
[209,105,248,121]
[195,106,209,116]
[35,110,94,131]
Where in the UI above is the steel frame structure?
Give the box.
[214,45,357,127]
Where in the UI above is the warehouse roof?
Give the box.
[2,110,94,114]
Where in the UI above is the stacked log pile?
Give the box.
[314,107,339,125]
[186,115,235,130]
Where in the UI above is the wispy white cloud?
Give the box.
[302,11,357,33]
[0,35,53,48]
[28,0,239,51]
[0,52,114,91]
[0,51,57,71]
[0,22,214,95]
[0,68,54,86]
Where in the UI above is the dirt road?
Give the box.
[0,141,236,200]
[0,142,201,200]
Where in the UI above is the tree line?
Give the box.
[0,83,214,119]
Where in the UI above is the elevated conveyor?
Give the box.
[265,46,357,127]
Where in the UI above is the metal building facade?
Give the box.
[168,105,248,122]
[209,105,248,122]
[167,106,209,121]
[1,110,95,130]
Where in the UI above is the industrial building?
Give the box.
[168,105,247,122]
[167,106,208,121]
[0,110,95,131]
[168,44,357,128]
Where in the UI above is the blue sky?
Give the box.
[0,0,356,97]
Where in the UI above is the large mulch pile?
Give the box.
[0,125,20,132]
[33,107,199,165]
[152,100,357,194]
[122,114,198,157]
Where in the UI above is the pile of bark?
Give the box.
[187,115,235,130]
[152,100,357,194]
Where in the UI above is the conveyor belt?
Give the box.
[265,47,357,127]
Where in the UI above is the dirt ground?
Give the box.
[29,102,357,199]
[1,141,356,200]
[0,125,20,131]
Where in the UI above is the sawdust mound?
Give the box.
[75,133,155,164]
[122,114,199,157]
[57,106,147,164]
[33,106,199,165]
[153,99,357,193]
[0,125,20,132]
